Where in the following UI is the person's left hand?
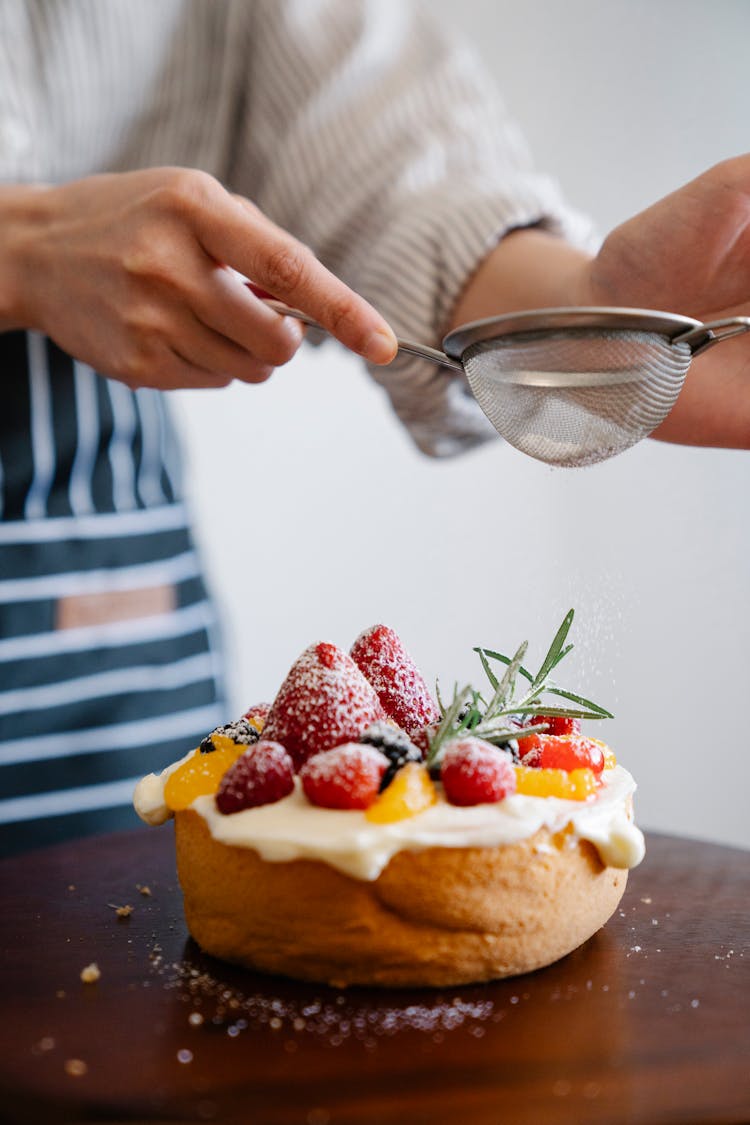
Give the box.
[583,155,750,445]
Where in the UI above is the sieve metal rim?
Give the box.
[443,307,701,361]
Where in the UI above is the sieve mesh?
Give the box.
[462,328,692,467]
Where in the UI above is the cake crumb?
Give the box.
[56,990,66,999]
[67,884,76,892]
[640,896,652,904]
[80,963,100,983]
[136,884,151,896]
[108,903,134,918]
[64,1058,88,1077]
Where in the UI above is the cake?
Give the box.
[134,613,645,988]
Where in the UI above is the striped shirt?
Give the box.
[0,0,590,853]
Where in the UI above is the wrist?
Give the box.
[0,183,53,330]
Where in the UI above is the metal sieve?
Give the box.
[262,299,750,467]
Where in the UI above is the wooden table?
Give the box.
[0,828,748,1125]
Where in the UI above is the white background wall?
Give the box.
[174,0,749,849]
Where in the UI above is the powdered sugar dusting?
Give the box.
[301,744,387,785]
[350,625,439,731]
[216,741,295,814]
[156,955,498,1048]
[263,643,385,769]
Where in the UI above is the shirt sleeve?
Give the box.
[228,0,596,456]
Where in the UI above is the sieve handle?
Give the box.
[672,316,750,356]
[255,294,464,372]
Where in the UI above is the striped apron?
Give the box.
[0,331,227,855]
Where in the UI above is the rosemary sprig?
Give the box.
[426,610,612,767]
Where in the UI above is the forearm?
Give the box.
[448,227,593,330]
[448,223,750,450]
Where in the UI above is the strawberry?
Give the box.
[441,737,516,806]
[521,734,605,775]
[300,743,387,810]
[350,625,439,733]
[262,642,385,770]
[216,741,295,814]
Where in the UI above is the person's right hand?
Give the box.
[0,167,397,389]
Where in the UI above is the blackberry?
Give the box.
[498,737,521,764]
[359,721,422,790]
[200,717,261,754]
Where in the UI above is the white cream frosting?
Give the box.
[134,759,645,880]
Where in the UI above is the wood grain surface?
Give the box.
[0,827,748,1125]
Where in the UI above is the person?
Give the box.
[1,0,748,856]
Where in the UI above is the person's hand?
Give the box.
[450,155,750,448]
[583,155,750,445]
[0,168,397,389]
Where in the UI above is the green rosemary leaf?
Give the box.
[545,686,613,718]
[486,640,528,716]
[510,704,605,720]
[532,609,575,689]
[477,721,546,744]
[474,647,535,685]
[426,685,472,767]
[477,648,499,691]
[435,679,447,717]
[548,642,574,672]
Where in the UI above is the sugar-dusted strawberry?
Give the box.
[262,642,385,770]
[350,624,439,733]
[216,741,295,814]
[521,733,605,775]
[441,737,516,807]
[300,743,388,810]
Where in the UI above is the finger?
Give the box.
[172,304,284,383]
[194,195,398,364]
[164,350,236,391]
[189,265,307,368]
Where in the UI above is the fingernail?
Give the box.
[363,328,398,365]
[282,317,305,346]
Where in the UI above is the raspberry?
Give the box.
[350,625,439,733]
[440,737,517,806]
[358,721,423,789]
[243,702,271,732]
[300,743,387,810]
[521,734,605,775]
[216,741,295,814]
[262,642,385,770]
